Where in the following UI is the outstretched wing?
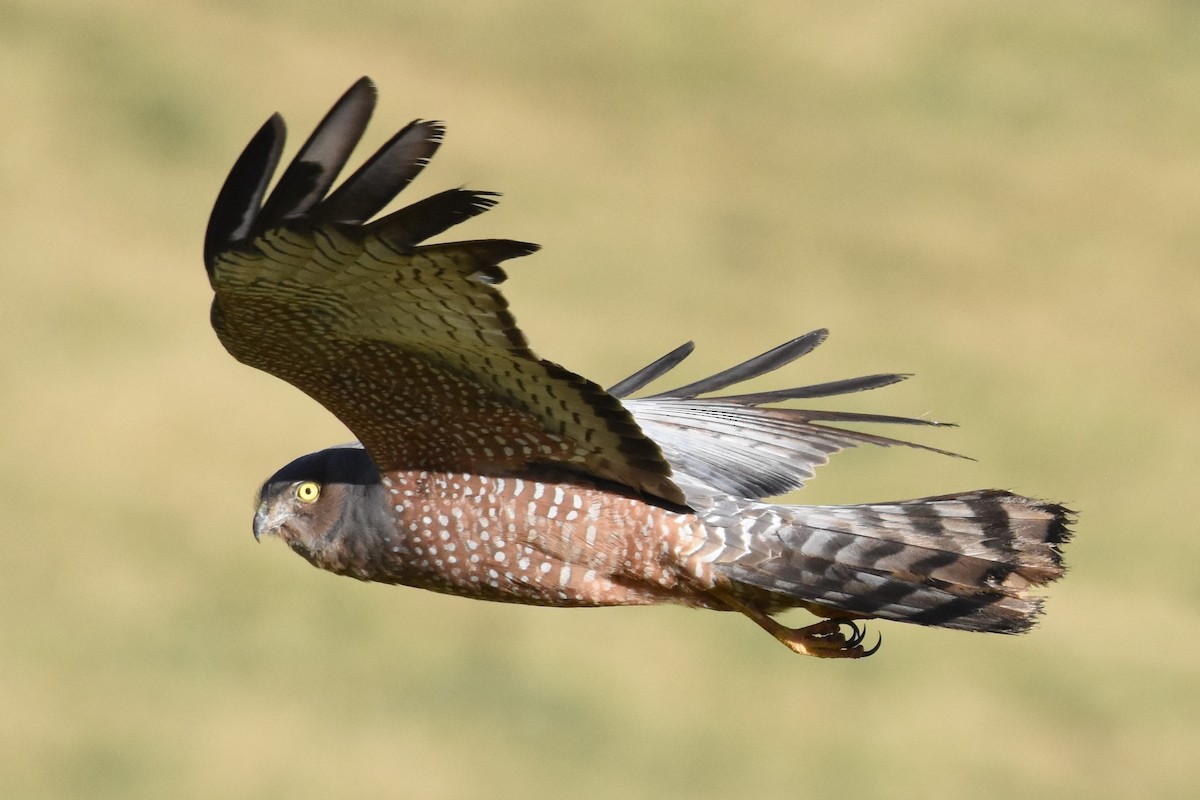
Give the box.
[205,78,684,506]
[610,330,965,501]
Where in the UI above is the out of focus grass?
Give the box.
[3,1,1198,797]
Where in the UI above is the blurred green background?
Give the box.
[3,1,1198,797]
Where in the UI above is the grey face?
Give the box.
[252,446,385,570]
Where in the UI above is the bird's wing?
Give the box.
[205,78,684,506]
[610,331,965,501]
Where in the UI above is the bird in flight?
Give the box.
[203,77,1071,658]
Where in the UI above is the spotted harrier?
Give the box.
[203,78,1071,658]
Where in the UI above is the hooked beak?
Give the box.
[253,502,286,542]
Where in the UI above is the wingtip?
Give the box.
[504,240,542,259]
[342,76,378,110]
[648,329,832,400]
[606,341,696,398]
[802,328,830,348]
[203,111,287,272]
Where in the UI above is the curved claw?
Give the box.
[844,621,882,657]
[839,619,867,648]
[774,617,879,659]
[710,588,881,659]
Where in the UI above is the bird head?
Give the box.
[253,444,384,571]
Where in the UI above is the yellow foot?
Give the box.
[772,618,881,659]
[711,588,881,659]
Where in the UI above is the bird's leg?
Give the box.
[711,589,880,659]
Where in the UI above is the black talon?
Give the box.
[835,618,866,648]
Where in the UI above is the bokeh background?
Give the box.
[3,1,1198,797]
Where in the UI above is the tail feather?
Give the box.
[712,490,1073,633]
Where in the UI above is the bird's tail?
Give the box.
[709,490,1073,633]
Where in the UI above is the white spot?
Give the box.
[559,566,572,585]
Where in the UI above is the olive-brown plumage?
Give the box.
[210,78,1072,657]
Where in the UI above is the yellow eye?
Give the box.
[295,481,321,503]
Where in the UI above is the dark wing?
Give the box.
[205,78,684,506]
[610,330,965,501]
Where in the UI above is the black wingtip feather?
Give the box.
[796,409,954,427]
[204,113,286,272]
[648,330,829,399]
[255,77,377,231]
[317,119,447,225]
[721,373,912,405]
[607,342,696,398]
[369,189,502,247]
[206,78,505,270]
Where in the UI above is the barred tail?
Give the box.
[713,490,1073,633]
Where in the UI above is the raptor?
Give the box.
[204,78,1071,658]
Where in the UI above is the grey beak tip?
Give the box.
[252,507,267,542]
